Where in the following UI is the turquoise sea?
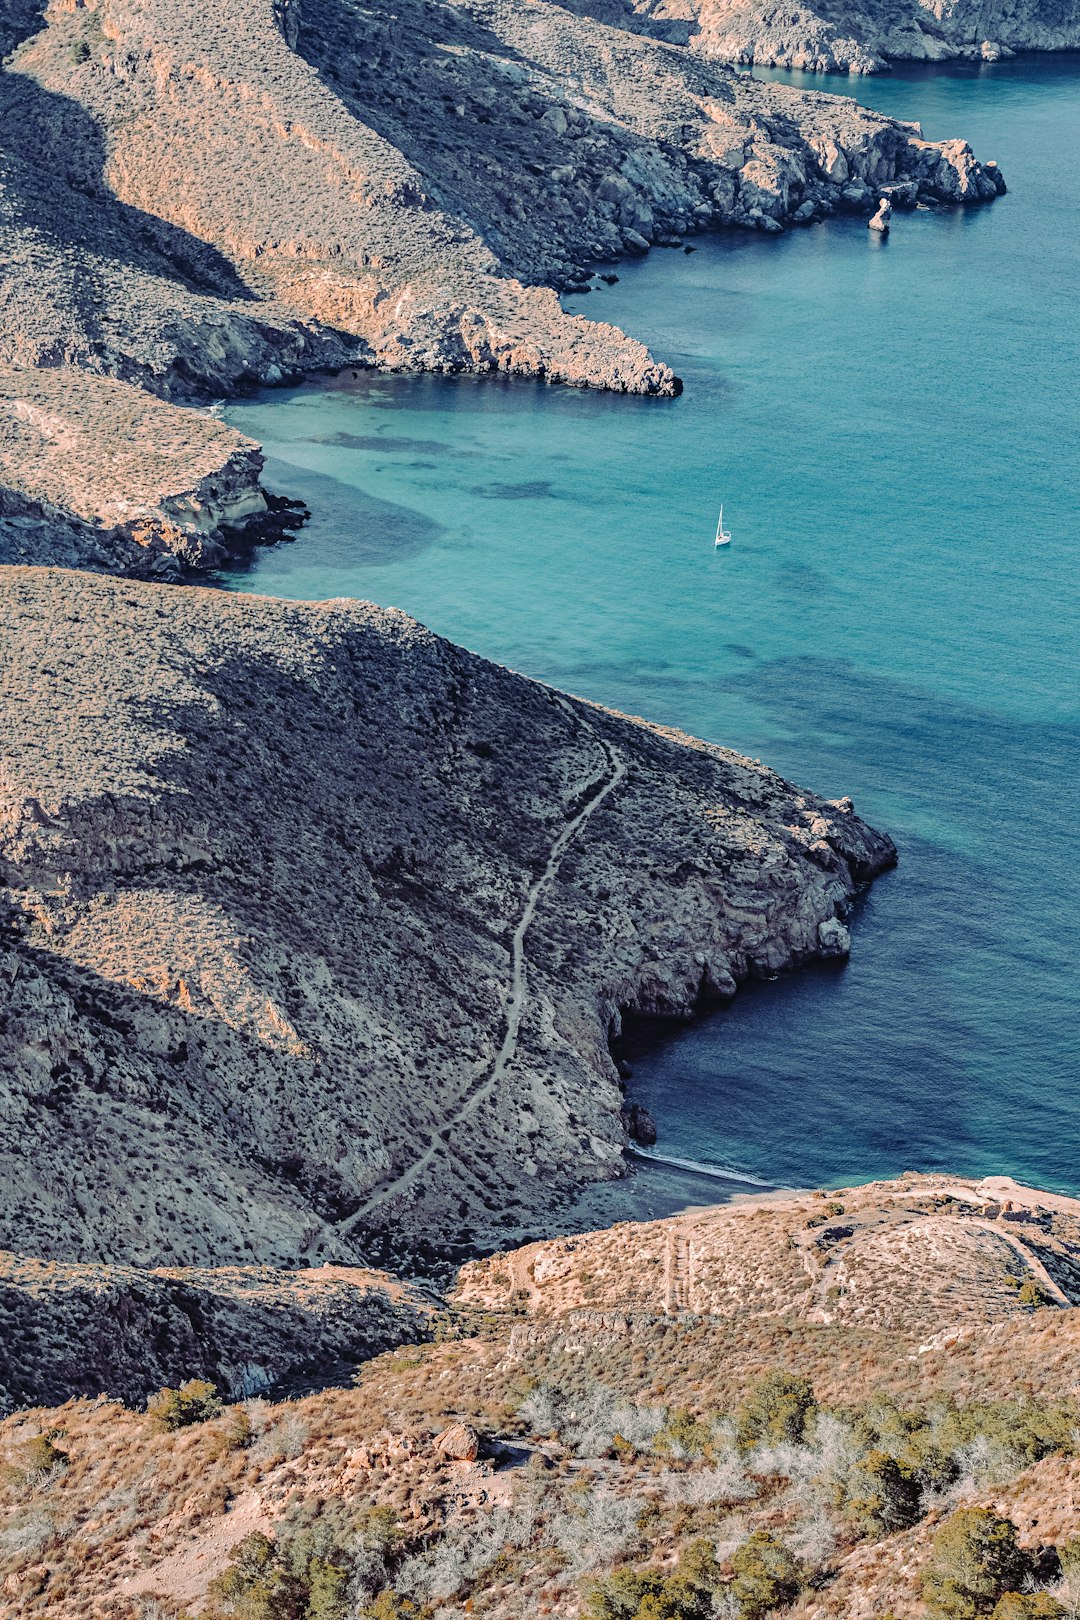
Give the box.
[224,55,1080,1195]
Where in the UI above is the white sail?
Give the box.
[714,503,731,546]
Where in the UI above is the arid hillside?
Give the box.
[0,565,894,1266]
[5,1175,1080,1618]
[456,1173,1080,1335]
[0,0,1007,568]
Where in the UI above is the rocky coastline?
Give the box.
[0,567,895,1267]
[681,0,1080,73]
[0,0,1009,568]
[0,366,309,576]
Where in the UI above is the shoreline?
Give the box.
[541,1151,801,1238]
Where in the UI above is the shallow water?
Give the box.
[224,55,1080,1195]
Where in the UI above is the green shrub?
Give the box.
[585,1543,723,1620]
[3,1430,69,1490]
[990,1595,1064,1619]
[736,1371,817,1449]
[358,1598,423,1620]
[207,1533,307,1619]
[206,1526,352,1620]
[1016,1278,1052,1308]
[922,1509,1030,1619]
[207,1406,253,1458]
[1058,1534,1080,1579]
[69,39,91,63]
[655,1408,714,1459]
[845,1448,921,1536]
[730,1531,800,1619]
[936,1398,1077,1468]
[585,1569,668,1620]
[147,1378,223,1431]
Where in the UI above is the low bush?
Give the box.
[3,1430,69,1491]
[736,1372,816,1450]
[990,1596,1064,1619]
[585,1539,724,1620]
[922,1508,1031,1619]
[147,1379,223,1432]
[845,1447,921,1536]
[205,1527,351,1620]
[729,1531,800,1619]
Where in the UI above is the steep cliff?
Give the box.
[0,566,894,1265]
[0,366,282,575]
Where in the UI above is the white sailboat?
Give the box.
[714,503,732,547]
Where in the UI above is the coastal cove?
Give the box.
[223,56,1080,1202]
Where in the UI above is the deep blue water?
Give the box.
[223,55,1080,1195]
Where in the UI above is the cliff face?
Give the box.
[609,0,1080,71]
[0,567,894,1266]
[0,366,276,575]
[0,1253,434,1412]
[0,0,1002,410]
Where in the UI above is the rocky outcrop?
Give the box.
[0,0,1002,417]
[0,567,894,1264]
[0,366,289,575]
[869,197,892,231]
[634,0,1080,72]
[434,1420,481,1461]
[0,1252,434,1413]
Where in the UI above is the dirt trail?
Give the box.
[339,696,626,1231]
[664,1228,692,1314]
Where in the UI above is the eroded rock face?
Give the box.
[0,567,895,1264]
[633,0,1080,72]
[0,1253,433,1413]
[0,0,1002,416]
[0,366,277,575]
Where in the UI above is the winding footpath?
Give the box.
[338,694,627,1231]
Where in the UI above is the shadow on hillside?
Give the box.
[0,58,254,304]
[281,0,706,280]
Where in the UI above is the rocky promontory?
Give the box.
[594,0,1080,71]
[0,367,284,576]
[0,566,894,1265]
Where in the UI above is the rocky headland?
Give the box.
[665,0,1080,73]
[0,366,292,576]
[0,566,894,1267]
[0,0,1007,565]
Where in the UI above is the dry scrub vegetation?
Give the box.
[5,1176,1080,1618]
